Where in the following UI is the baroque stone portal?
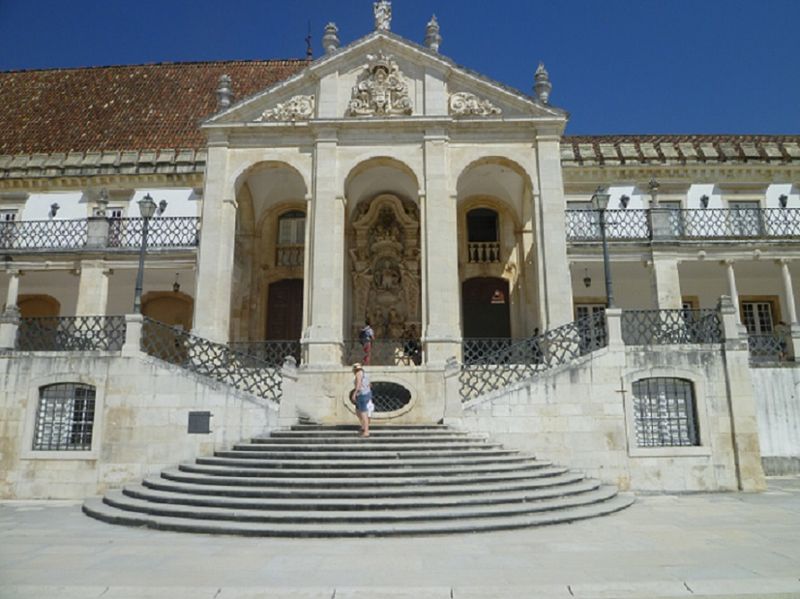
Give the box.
[347,53,412,117]
[350,194,420,340]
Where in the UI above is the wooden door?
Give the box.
[266,279,303,340]
[462,277,511,338]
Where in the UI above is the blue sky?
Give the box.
[1,0,798,135]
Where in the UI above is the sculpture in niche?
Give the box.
[256,95,315,122]
[350,194,420,342]
[347,52,412,117]
[448,92,501,117]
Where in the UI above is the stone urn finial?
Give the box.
[216,74,233,111]
[425,15,442,52]
[533,62,552,105]
[323,22,340,54]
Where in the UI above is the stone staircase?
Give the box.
[83,424,634,536]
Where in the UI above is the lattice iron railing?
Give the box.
[467,241,501,263]
[108,217,201,248]
[370,381,413,413]
[747,333,789,363]
[141,318,283,402]
[621,309,723,346]
[459,311,607,401]
[567,208,800,242]
[0,217,200,251]
[344,339,423,367]
[0,219,88,250]
[16,316,126,351]
[228,340,302,367]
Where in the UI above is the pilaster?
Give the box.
[649,257,683,309]
[75,261,112,316]
[535,133,573,328]
[421,129,461,364]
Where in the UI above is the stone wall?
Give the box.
[751,367,800,474]
[0,352,278,499]
[448,342,762,493]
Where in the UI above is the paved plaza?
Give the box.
[1,477,799,599]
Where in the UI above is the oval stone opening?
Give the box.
[370,381,412,413]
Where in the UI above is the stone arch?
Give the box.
[232,161,309,342]
[344,156,420,211]
[17,294,60,318]
[142,291,194,330]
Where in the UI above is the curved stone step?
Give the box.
[124,479,602,510]
[164,464,569,487]
[83,493,635,537]
[206,451,527,465]
[101,485,620,523]
[228,444,511,456]
[143,470,588,498]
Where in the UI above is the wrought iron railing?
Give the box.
[108,217,200,248]
[0,217,200,251]
[276,245,304,267]
[141,318,282,402]
[621,309,723,345]
[459,312,607,401]
[747,332,790,364]
[467,241,501,263]
[0,219,88,250]
[344,338,423,366]
[16,316,126,351]
[566,209,650,241]
[567,208,800,242]
[228,340,302,367]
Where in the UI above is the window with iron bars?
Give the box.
[32,383,96,451]
[632,377,699,447]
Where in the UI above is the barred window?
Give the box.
[33,383,96,451]
[632,378,699,447]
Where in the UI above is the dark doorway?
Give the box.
[266,279,303,340]
[462,277,511,338]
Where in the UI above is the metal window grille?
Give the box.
[370,382,412,412]
[632,378,699,447]
[33,383,96,451]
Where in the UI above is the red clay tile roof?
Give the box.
[0,60,307,155]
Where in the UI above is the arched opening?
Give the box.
[142,292,194,330]
[232,162,308,343]
[18,294,60,318]
[345,158,421,365]
[462,277,511,339]
[466,207,500,263]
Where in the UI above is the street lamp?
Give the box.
[133,193,160,313]
[591,186,615,308]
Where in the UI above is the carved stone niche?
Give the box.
[350,194,420,341]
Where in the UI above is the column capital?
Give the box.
[776,257,792,266]
[721,258,736,267]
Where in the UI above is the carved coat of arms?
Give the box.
[347,53,412,117]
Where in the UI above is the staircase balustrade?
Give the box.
[228,340,302,367]
[620,309,723,346]
[16,316,126,351]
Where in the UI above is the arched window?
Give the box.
[33,383,96,451]
[466,208,500,263]
[276,210,305,267]
[632,378,699,447]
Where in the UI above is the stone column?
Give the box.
[0,270,22,349]
[535,132,573,328]
[718,295,767,491]
[421,129,461,364]
[649,257,683,309]
[75,260,112,316]
[303,130,346,365]
[778,259,798,324]
[723,259,740,321]
[193,144,237,343]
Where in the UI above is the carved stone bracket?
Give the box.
[256,95,315,122]
[347,53,412,117]
[448,92,501,117]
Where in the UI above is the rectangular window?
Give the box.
[632,377,699,447]
[741,301,775,335]
[33,383,96,451]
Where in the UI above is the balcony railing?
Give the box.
[275,244,304,267]
[0,217,200,251]
[621,309,723,345]
[16,316,127,351]
[566,208,800,242]
[467,241,501,263]
[748,332,791,364]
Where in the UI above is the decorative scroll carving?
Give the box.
[347,53,412,117]
[256,95,315,122]
[350,194,420,341]
[448,92,502,117]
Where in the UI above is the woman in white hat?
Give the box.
[351,362,372,437]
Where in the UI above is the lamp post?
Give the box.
[133,194,159,313]
[592,186,615,308]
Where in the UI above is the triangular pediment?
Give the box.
[204,31,565,127]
